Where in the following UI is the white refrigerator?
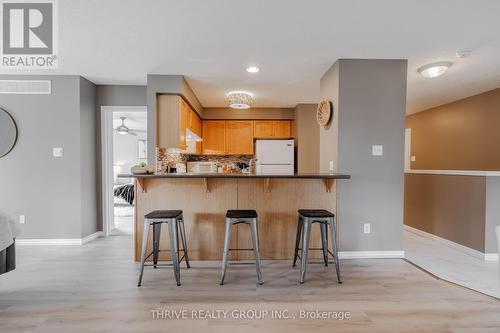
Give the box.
[255,139,294,174]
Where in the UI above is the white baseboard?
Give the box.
[16,231,103,246]
[339,250,405,259]
[404,225,498,261]
[82,231,103,245]
[484,253,499,262]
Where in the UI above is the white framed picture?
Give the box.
[137,140,147,159]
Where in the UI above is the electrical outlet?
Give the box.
[363,223,371,234]
[411,155,416,162]
[19,215,25,224]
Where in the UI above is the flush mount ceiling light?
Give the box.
[418,62,452,78]
[227,91,253,109]
[246,66,260,73]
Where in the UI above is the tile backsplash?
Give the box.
[156,148,252,174]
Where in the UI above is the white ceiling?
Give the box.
[2,0,500,113]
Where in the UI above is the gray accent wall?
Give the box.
[319,61,339,173]
[0,75,100,239]
[97,85,146,107]
[485,177,500,253]
[320,59,407,252]
[80,77,99,237]
[295,104,319,173]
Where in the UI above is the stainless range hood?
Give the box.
[185,128,202,142]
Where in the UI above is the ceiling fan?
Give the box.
[115,117,137,136]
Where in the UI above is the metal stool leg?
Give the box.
[178,217,190,268]
[137,221,151,286]
[220,218,233,285]
[329,216,342,283]
[292,215,303,267]
[250,218,263,285]
[168,217,181,286]
[152,223,161,268]
[300,217,312,284]
[320,222,329,267]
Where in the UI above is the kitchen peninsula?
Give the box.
[120,173,350,261]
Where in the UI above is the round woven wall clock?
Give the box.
[316,100,333,126]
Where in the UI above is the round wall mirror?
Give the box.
[0,108,18,158]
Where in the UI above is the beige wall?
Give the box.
[404,173,486,252]
[406,88,500,170]
[295,104,319,173]
[203,107,294,119]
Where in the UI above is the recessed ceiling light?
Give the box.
[246,66,260,73]
[418,62,452,78]
[227,91,253,109]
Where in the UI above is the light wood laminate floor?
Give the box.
[1,235,500,333]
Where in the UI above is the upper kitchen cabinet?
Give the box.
[273,120,291,138]
[157,94,187,150]
[202,120,226,155]
[179,99,188,149]
[253,121,274,138]
[157,94,202,151]
[253,120,293,138]
[202,120,254,155]
[225,120,254,155]
[184,99,202,137]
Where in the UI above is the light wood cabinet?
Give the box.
[273,120,291,138]
[157,95,187,150]
[225,121,254,155]
[253,121,274,138]
[184,99,202,136]
[202,120,226,155]
[179,99,188,149]
[159,95,293,155]
[202,120,254,155]
[253,120,292,138]
[189,110,202,136]
[157,95,203,152]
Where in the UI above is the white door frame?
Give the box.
[100,106,147,237]
[404,128,412,172]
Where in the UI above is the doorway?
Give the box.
[101,106,147,237]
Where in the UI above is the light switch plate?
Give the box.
[329,160,334,171]
[19,215,25,224]
[372,145,383,156]
[364,223,371,234]
[411,155,416,162]
[53,147,64,157]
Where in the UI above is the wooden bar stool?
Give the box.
[137,210,190,287]
[293,209,341,284]
[220,210,263,285]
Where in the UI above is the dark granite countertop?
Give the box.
[118,173,351,179]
